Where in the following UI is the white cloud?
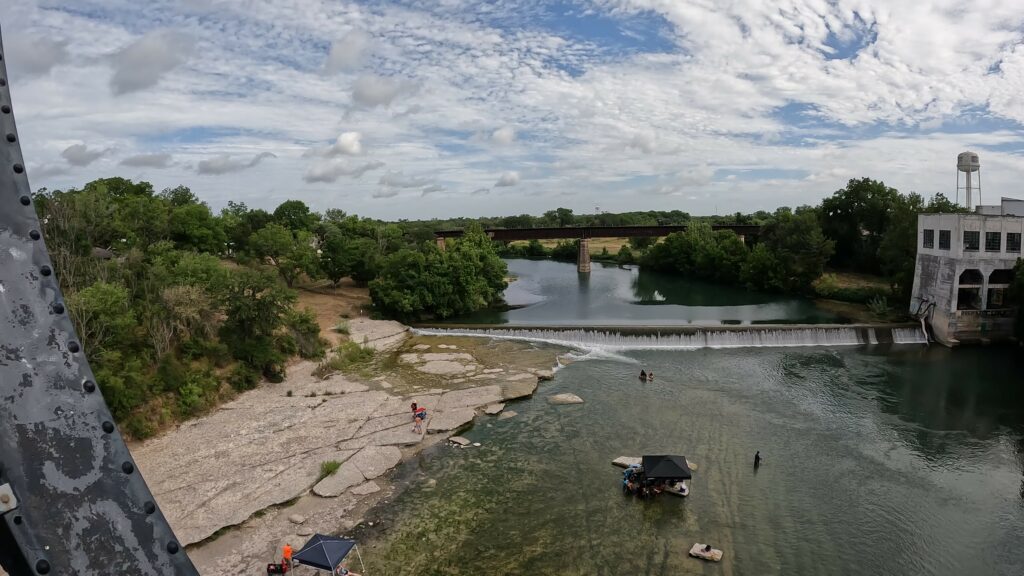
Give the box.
[197,152,275,175]
[324,30,373,74]
[120,153,173,168]
[494,171,520,187]
[373,188,400,199]
[352,74,414,107]
[61,144,107,167]
[109,30,193,95]
[304,159,385,183]
[491,126,516,145]
[5,35,69,78]
[331,132,363,156]
[379,171,432,188]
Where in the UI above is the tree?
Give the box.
[67,281,137,355]
[169,203,226,253]
[761,210,834,292]
[741,244,783,291]
[248,224,319,287]
[219,269,297,380]
[159,185,200,207]
[273,199,319,231]
[819,178,900,272]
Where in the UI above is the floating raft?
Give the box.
[689,543,723,562]
[612,456,698,471]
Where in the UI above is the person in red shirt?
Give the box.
[282,543,293,569]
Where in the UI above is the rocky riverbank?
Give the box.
[131,318,558,575]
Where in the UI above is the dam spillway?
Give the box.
[413,324,929,350]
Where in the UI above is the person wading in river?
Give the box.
[754,451,762,468]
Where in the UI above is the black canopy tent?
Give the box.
[293,534,360,573]
[641,455,692,480]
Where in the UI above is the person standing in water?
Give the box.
[639,370,647,381]
[754,451,762,468]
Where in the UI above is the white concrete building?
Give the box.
[910,198,1022,346]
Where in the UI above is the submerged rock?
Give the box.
[484,403,505,415]
[351,481,381,496]
[548,393,584,405]
[497,410,518,420]
[449,436,471,446]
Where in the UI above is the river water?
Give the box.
[361,261,1024,576]
[448,259,847,325]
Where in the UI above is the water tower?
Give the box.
[956,151,981,209]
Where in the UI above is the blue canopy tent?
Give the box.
[293,534,362,573]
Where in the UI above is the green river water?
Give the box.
[358,260,1024,576]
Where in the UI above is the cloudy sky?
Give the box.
[2,1,1023,219]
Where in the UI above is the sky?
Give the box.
[2,0,1023,220]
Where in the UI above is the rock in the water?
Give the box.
[412,344,431,351]
[482,368,504,374]
[438,386,503,411]
[313,462,365,497]
[288,514,306,525]
[418,360,477,375]
[427,409,476,433]
[472,442,481,447]
[351,481,381,496]
[548,393,584,405]
[484,403,505,415]
[500,378,537,401]
[497,410,517,420]
[534,369,555,381]
[449,436,471,446]
[350,446,403,480]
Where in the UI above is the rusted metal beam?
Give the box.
[0,26,198,576]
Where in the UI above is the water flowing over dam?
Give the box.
[415,324,929,350]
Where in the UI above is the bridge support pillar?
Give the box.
[436,236,446,251]
[737,234,745,244]
[578,238,591,273]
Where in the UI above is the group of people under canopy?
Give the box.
[269,533,362,575]
[622,455,692,498]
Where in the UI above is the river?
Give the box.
[448,259,847,325]
[360,260,1024,576]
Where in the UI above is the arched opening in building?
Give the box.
[957,268,984,310]
[986,269,1016,309]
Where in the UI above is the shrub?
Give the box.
[176,368,219,417]
[228,364,262,392]
[318,460,342,482]
[286,308,327,359]
[313,341,375,378]
[867,295,889,316]
[333,320,350,335]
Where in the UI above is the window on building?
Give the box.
[959,269,984,285]
[1008,232,1022,253]
[957,288,982,310]
[939,230,951,250]
[989,269,1015,285]
[985,232,1001,252]
[963,231,980,251]
[987,288,1008,309]
[923,229,934,249]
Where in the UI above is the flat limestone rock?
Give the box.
[417,360,477,375]
[506,372,536,381]
[350,446,402,480]
[497,410,517,420]
[351,481,381,496]
[484,403,505,415]
[288,514,306,525]
[313,462,365,497]
[412,344,431,351]
[297,527,314,537]
[369,395,439,418]
[483,368,504,374]
[348,318,409,351]
[438,385,503,411]
[449,436,471,446]
[354,413,416,438]
[427,409,476,433]
[548,393,584,405]
[500,378,538,401]
[339,426,423,450]
[533,369,555,381]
